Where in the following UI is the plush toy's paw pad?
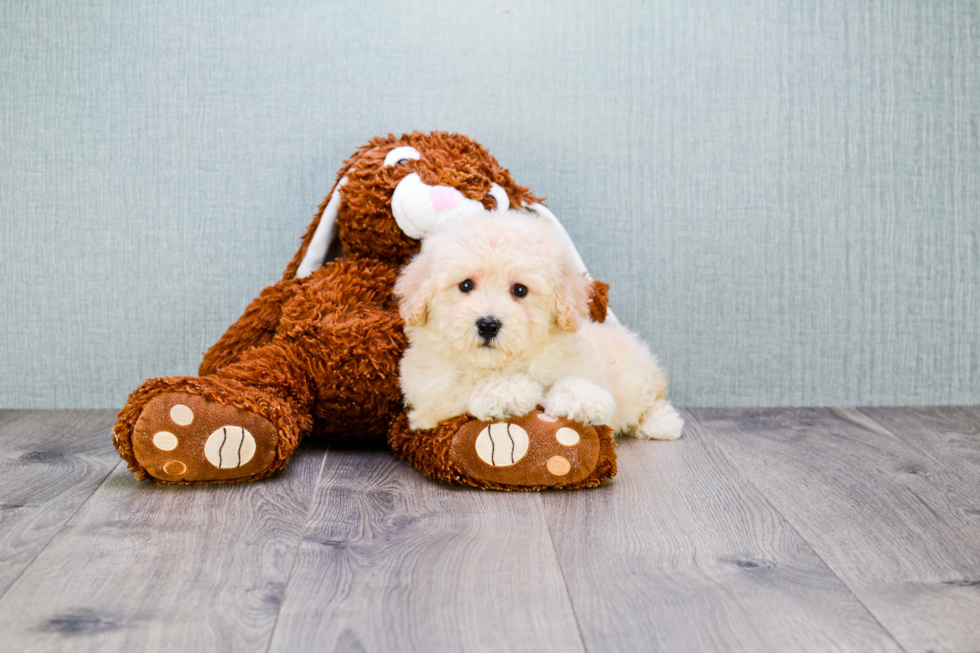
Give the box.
[450,409,602,487]
[132,393,279,482]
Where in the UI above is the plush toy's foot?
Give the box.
[114,377,308,484]
[389,408,616,491]
[130,392,282,483]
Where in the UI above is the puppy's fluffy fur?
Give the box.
[395,211,684,440]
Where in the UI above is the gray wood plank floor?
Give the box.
[697,408,980,653]
[0,407,977,653]
[540,413,903,653]
[0,411,118,597]
[268,448,584,653]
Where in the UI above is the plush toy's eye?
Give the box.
[511,283,528,298]
[384,146,421,167]
[459,279,475,293]
[488,183,510,211]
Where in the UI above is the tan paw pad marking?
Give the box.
[170,404,194,426]
[204,426,256,469]
[163,460,187,476]
[555,427,580,446]
[547,455,571,476]
[475,423,529,467]
[536,413,558,423]
[152,431,179,451]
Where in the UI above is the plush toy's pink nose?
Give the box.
[429,185,464,213]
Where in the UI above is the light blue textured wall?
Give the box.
[1,0,978,409]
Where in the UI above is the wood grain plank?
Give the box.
[856,406,980,484]
[0,438,326,652]
[541,411,902,653]
[699,407,980,653]
[0,410,119,598]
[268,448,586,653]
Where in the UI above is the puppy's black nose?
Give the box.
[476,316,501,341]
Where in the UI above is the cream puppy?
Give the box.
[395,210,684,440]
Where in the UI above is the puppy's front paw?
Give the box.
[408,409,440,432]
[468,375,544,422]
[544,378,616,426]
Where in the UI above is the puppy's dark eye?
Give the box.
[511,283,528,298]
[459,279,475,293]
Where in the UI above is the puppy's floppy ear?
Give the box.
[528,202,619,325]
[395,248,435,327]
[553,260,594,333]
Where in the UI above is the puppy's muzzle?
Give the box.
[476,316,501,344]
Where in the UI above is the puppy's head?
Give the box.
[395,210,593,369]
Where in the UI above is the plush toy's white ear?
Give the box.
[296,177,348,278]
[527,203,619,325]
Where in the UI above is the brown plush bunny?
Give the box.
[113,132,617,489]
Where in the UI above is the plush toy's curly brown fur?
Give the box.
[588,280,610,324]
[113,132,616,489]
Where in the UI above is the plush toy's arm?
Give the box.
[198,278,297,376]
[200,258,400,376]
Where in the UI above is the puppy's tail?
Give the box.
[636,399,685,440]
